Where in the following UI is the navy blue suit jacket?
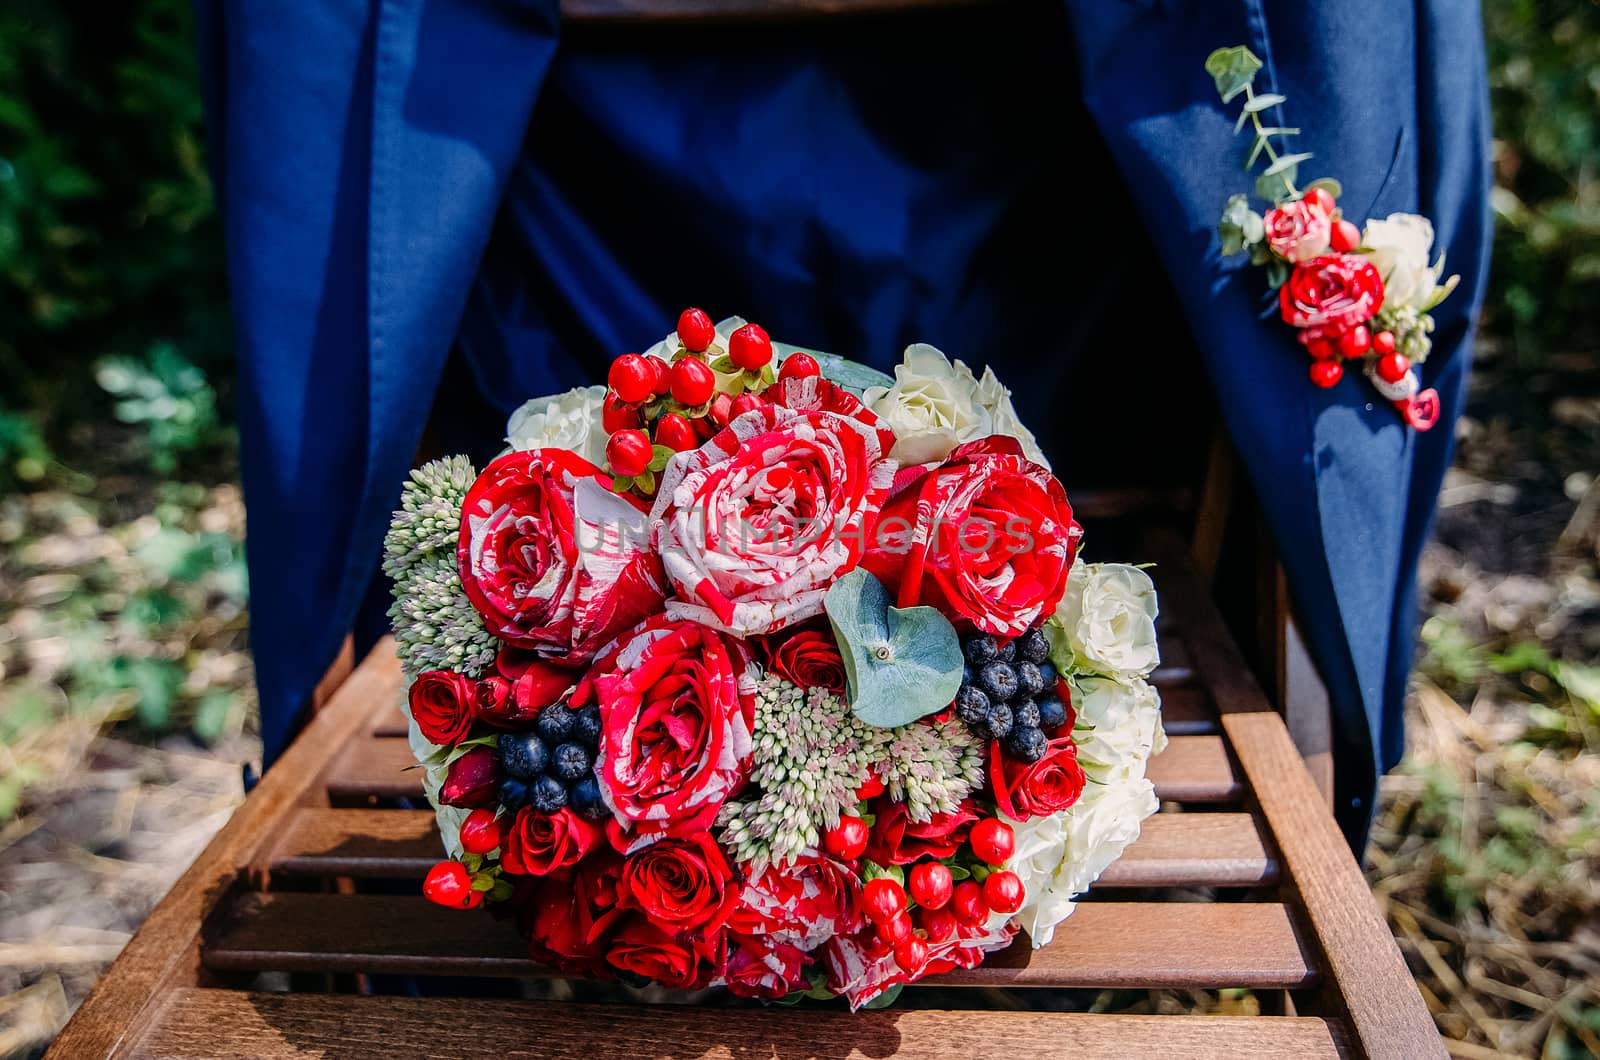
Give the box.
[196,0,1490,845]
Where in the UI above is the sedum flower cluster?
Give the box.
[719,673,980,874]
[382,456,498,682]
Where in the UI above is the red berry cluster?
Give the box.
[601,308,822,497]
[422,808,507,910]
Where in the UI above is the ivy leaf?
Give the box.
[824,568,964,728]
[1205,45,1263,103]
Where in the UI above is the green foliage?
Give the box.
[824,568,964,728]
[1483,0,1600,357]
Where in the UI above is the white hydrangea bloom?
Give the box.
[1050,559,1161,679]
[505,385,608,466]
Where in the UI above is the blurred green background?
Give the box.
[0,2,1596,1056]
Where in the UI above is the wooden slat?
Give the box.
[330,732,1243,804]
[1154,685,1217,735]
[133,989,1351,1059]
[1148,531,1446,1059]
[44,640,406,1060]
[268,807,1275,889]
[204,893,1315,989]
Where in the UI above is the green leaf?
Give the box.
[1266,258,1291,289]
[191,690,234,744]
[636,468,656,494]
[1243,93,1287,113]
[648,444,675,473]
[1263,151,1314,176]
[773,344,894,394]
[823,569,964,729]
[489,879,514,902]
[1256,127,1302,138]
[1256,166,1298,204]
[1205,46,1263,103]
[863,983,905,1010]
[1245,135,1271,170]
[1304,177,1343,200]
[463,853,484,874]
[470,872,495,892]
[1218,194,1264,256]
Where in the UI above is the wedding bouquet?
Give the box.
[384,310,1166,1008]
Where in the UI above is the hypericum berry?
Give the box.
[963,636,998,666]
[706,392,733,428]
[608,354,656,404]
[728,323,773,370]
[977,661,1018,702]
[778,352,820,382]
[908,862,954,910]
[1036,693,1068,733]
[552,742,592,782]
[824,815,870,860]
[970,819,1015,865]
[676,307,715,353]
[729,393,763,419]
[1014,661,1045,698]
[920,906,958,944]
[1005,725,1048,763]
[1016,628,1050,664]
[1337,324,1372,358]
[1372,330,1397,356]
[1376,351,1411,384]
[570,776,609,821]
[982,870,1025,914]
[671,357,716,407]
[855,774,885,801]
[951,880,986,926]
[985,701,1015,740]
[863,877,908,924]
[602,393,641,434]
[882,911,915,946]
[893,935,929,973]
[654,412,698,452]
[1330,218,1362,252]
[423,861,481,909]
[534,704,579,747]
[606,429,652,477]
[1305,186,1336,214]
[498,732,549,780]
[529,774,568,814]
[574,704,603,746]
[459,809,501,856]
[1310,360,1344,388]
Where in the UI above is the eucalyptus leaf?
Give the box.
[1304,177,1343,199]
[824,570,963,729]
[1256,166,1298,204]
[1205,45,1262,103]
[773,343,894,394]
[1243,92,1287,113]
[1264,151,1314,177]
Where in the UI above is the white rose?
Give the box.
[975,366,1050,468]
[1361,213,1440,311]
[862,343,992,464]
[1051,560,1161,678]
[1003,811,1076,946]
[1070,675,1164,774]
[505,385,608,466]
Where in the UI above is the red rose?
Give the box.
[457,448,666,661]
[863,436,1080,638]
[500,805,605,876]
[575,615,756,844]
[408,669,476,746]
[616,831,740,935]
[606,916,725,989]
[1263,198,1332,263]
[728,855,863,948]
[523,853,624,978]
[650,376,897,636]
[1279,253,1385,344]
[864,800,979,866]
[762,628,847,694]
[719,932,809,999]
[989,736,1086,820]
[438,746,501,808]
[474,651,575,729]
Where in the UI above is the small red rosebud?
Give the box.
[862,877,907,924]
[607,354,655,405]
[670,357,716,407]
[439,746,501,809]
[908,862,954,910]
[1376,351,1411,384]
[823,815,870,861]
[1337,324,1372,358]
[981,870,1025,915]
[778,352,821,382]
[676,308,715,353]
[459,808,501,856]
[606,428,653,477]
[653,412,698,452]
[728,323,773,370]
[1309,360,1344,389]
[1371,330,1396,356]
[1330,218,1362,252]
[422,861,481,909]
[601,392,641,434]
[893,935,929,973]
[1304,187,1336,214]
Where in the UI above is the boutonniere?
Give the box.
[1206,46,1459,431]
